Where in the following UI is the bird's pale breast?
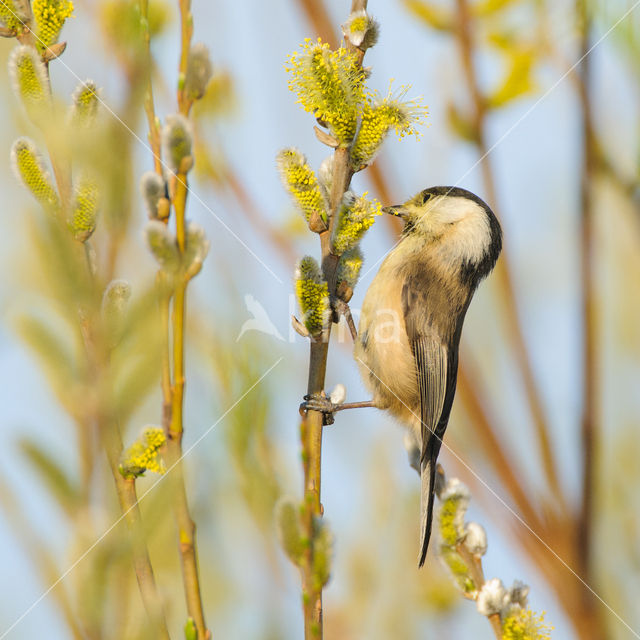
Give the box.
[354,247,421,437]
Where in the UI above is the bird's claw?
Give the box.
[299,392,336,426]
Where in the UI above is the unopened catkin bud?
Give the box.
[145,220,180,274]
[183,221,210,279]
[476,578,508,617]
[101,279,131,348]
[162,114,193,174]
[462,522,487,556]
[140,171,167,219]
[342,9,379,50]
[185,43,213,100]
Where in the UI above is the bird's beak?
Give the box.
[382,205,406,218]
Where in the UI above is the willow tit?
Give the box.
[354,186,502,566]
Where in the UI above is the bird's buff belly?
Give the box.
[354,307,420,436]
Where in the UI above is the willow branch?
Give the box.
[177,0,194,115]
[167,168,209,640]
[454,544,502,639]
[298,4,369,633]
[140,0,163,174]
[454,0,562,505]
[103,424,171,640]
[576,0,600,607]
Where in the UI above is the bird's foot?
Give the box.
[299,385,348,426]
[300,392,338,425]
[332,298,357,341]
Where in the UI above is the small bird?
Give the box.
[354,186,502,566]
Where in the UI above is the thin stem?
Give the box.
[140,0,163,174]
[159,286,173,431]
[79,311,171,639]
[454,0,562,505]
[298,7,366,634]
[456,544,502,640]
[576,4,605,638]
[177,0,193,115]
[168,169,209,639]
[103,427,171,640]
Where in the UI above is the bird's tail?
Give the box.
[418,455,437,567]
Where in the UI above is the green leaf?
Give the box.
[184,617,197,640]
[16,314,79,410]
[402,0,453,31]
[487,49,536,108]
[276,498,305,566]
[446,102,478,143]
[473,0,521,18]
[19,438,81,516]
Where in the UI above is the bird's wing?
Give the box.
[402,279,451,567]
[413,335,448,567]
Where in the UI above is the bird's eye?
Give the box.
[421,192,432,205]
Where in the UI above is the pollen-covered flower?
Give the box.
[121,426,166,477]
[11,137,59,212]
[295,256,329,336]
[185,42,213,100]
[438,477,470,546]
[162,114,193,174]
[0,0,30,33]
[9,45,49,116]
[69,80,99,127]
[69,176,99,241]
[332,191,381,255]
[276,148,327,225]
[145,220,180,274]
[337,246,363,290]
[439,547,475,595]
[286,38,366,145]
[351,86,428,170]
[502,607,552,640]
[342,9,379,50]
[32,0,74,48]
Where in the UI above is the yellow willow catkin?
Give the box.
[11,138,59,211]
[331,191,381,255]
[32,0,74,48]
[121,427,166,477]
[295,256,329,336]
[276,148,327,223]
[286,38,365,145]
